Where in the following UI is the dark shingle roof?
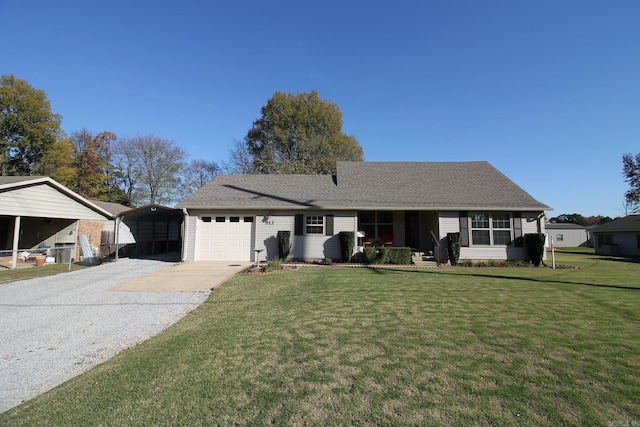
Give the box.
[90,200,132,216]
[545,223,587,230]
[590,215,640,233]
[177,161,550,211]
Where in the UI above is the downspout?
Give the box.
[181,208,187,262]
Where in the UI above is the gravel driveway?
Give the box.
[0,258,210,413]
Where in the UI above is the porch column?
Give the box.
[11,216,21,270]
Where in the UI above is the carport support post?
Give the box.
[115,216,123,261]
[11,216,21,269]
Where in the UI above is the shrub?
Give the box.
[338,231,355,262]
[364,247,411,265]
[384,247,411,265]
[524,233,546,267]
[277,230,291,260]
[447,232,461,266]
[364,247,386,264]
[264,259,282,273]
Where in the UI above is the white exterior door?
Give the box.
[197,215,254,261]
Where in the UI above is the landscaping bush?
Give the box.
[277,230,291,260]
[524,233,546,267]
[264,259,283,273]
[364,247,411,265]
[364,247,386,264]
[384,247,411,265]
[338,231,355,262]
[447,232,461,266]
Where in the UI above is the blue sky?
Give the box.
[3,1,639,218]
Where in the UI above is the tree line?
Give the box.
[6,72,637,215]
[1,75,363,207]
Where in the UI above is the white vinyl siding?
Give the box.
[439,211,543,261]
[254,211,357,261]
[0,183,108,220]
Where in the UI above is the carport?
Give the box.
[0,176,112,269]
[115,205,185,262]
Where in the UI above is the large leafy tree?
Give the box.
[38,137,77,186]
[0,74,63,175]
[113,134,186,206]
[622,153,640,214]
[72,129,118,201]
[241,90,363,174]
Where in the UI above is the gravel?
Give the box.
[0,258,210,413]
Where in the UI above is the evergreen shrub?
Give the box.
[277,230,291,260]
[524,233,546,267]
[338,231,355,262]
[447,232,461,266]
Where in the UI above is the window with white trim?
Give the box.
[470,212,512,245]
[305,215,324,234]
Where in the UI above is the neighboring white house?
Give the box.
[591,215,640,257]
[0,176,113,268]
[545,223,590,247]
[176,161,550,263]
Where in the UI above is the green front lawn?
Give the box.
[2,251,639,426]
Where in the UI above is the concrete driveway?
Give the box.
[0,259,250,413]
[110,261,252,291]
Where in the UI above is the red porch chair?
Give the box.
[382,233,393,246]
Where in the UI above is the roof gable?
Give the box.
[0,176,113,220]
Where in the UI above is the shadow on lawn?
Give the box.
[369,267,640,291]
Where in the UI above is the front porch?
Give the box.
[357,210,444,262]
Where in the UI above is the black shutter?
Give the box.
[459,211,469,247]
[294,214,304,236]
[325,215,334,236]
[513,212,523,247]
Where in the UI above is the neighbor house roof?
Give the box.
[590,215,640,233]
[90,200,132,216]
[545,223,587,230]
[177,161,550,211]
[0,176,114,219]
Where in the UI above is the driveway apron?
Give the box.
[0,259,248,413]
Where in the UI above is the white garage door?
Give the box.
[197,215,254,261]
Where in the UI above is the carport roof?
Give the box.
[117,204,184,223]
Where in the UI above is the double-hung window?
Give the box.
[470,212,512,245]
[305,216,324,234]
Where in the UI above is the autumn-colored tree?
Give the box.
[38,137,77,186]
[241,90,363,174]
[0,74,63,175]
[70,129,119,201]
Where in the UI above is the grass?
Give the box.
[0,262,87,285]
[2,250,639,426]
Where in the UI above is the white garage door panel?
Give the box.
[197,216,253,261]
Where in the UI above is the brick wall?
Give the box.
[77,220,113,258]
